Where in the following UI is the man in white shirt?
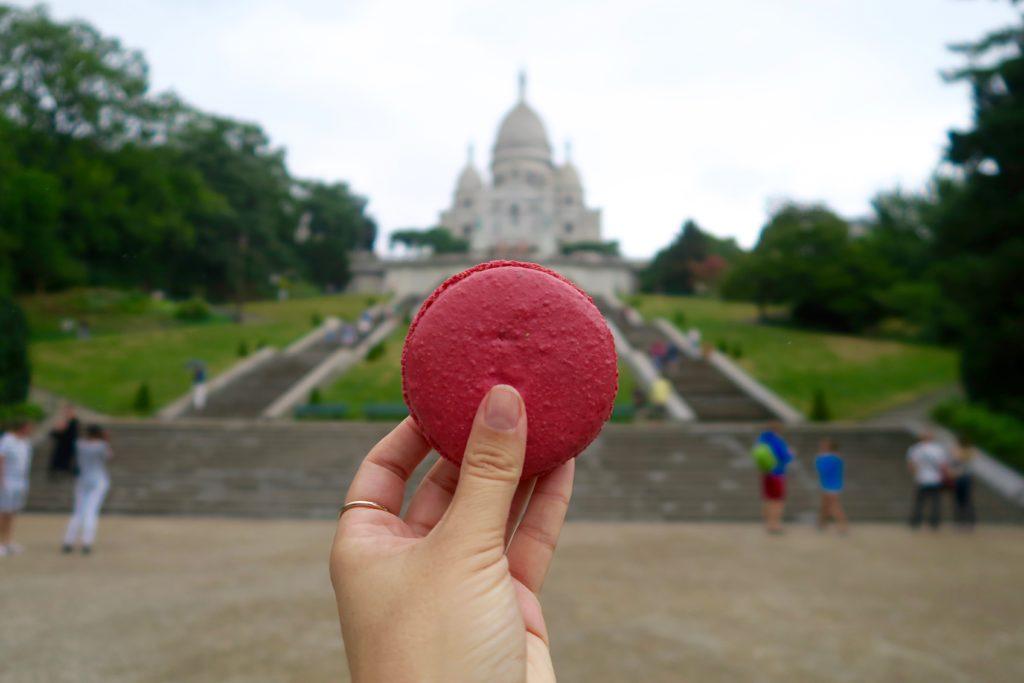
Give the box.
[0,420,35,556]
[906,430,948,529]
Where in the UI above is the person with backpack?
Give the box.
[815,437,848,534]
[752,422,794,534]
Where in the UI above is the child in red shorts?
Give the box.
[757,423,794,534]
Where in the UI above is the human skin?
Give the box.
[330,385,573,682]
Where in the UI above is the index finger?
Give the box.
[345,417,433,515]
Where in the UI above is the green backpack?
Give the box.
[751,442,777,472]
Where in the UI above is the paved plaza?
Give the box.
[2,515,1023,682]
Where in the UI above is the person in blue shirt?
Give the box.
[757,423,794,534]
[815,437,848,534]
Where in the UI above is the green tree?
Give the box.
[862,181,966,342]
[0,4,150,143]
[390,227,469,254]
[295,180,377,289]
[168,113,297,302]
[936,6,1024,418]
[641,220,710,294]
[723,202,888,331]
[0,296,30,405]
[561,240,620,256]
[0,5,371,300]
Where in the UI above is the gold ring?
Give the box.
[339,500,392,517]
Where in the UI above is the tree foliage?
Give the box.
[935,7,1024,418]
[0,296,30,405]
[641,220,739,294]
[722,203,890,330]
[560,240,620,256]
[0,4,375,300]
[390,227,468,254]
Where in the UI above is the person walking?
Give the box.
[47,403,79,479]
[62,425,113,555]
[814,437,848,534]
[907,430,948,530]
[756,422,794,534]
[648,377,672,420]
[949,435,978,530]
[190,362,207,411]
[0,419,35,556]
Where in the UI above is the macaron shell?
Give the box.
[402,261,618,479]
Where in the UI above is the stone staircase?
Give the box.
[597,299,775,422]
[184,336,342,419]
[26,421,1024,523]
[182,303,407,419]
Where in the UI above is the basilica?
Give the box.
[439,74,603,257]
[349,75,634,298]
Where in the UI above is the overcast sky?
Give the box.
[17,0,1020,256]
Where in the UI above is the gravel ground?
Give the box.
[2,515,1023,683]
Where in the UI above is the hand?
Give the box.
[330,385,574,682]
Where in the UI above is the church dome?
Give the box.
[492,75,552,166]
[556,161,582,188]
[494,102,551,154]
[456,164,483,193]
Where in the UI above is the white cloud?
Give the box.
[16,0,1020,255]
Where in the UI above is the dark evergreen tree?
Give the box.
[936,5,1024,418]
[0,297,30,405]
[640,220,710,294]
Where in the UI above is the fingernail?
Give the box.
[484,385,521,431]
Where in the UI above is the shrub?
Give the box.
[366,341,387,362]
[309,387,323,405]
[0,402,45,431]
[673,311,686,328]
[810,388,831,422]
[133,381,152,414]
[237,340,249,357]
[0,298,30,405]
[174,297,212,322]
[311,312,323,327]
[932,399,1024,473]
[716,339,728,353]
[732,342,743,359]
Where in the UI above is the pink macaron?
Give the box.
[402,260,618,478]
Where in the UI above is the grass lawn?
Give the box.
[628,295,957,420]
[24,289,380,415]
[319,324,637,419]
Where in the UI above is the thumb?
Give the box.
[436,384,527,554]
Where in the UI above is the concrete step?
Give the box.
[26,421,1024,524]
[594,299,776,422]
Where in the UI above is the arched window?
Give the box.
[564,222,574,234]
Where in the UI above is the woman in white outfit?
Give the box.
[0,419,35,557]
[62,425,113,555]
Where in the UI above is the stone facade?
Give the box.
[347,74,636,299]
[377,253,636,300]
[439,74,602,258]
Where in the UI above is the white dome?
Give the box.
[556,162,582,188]
[492,101,552,165]
[456,164,483,192]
